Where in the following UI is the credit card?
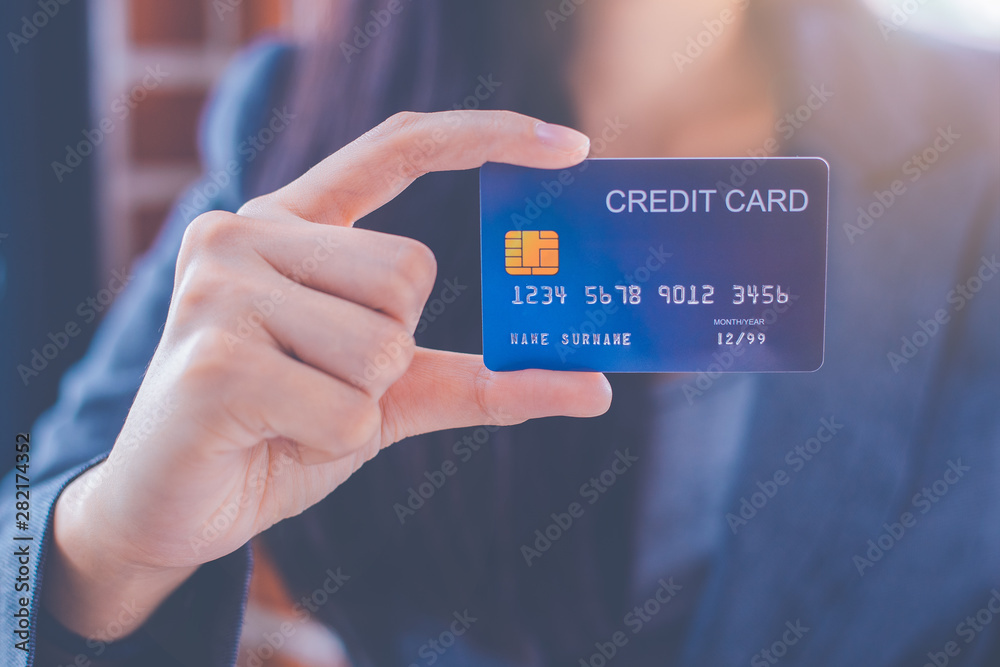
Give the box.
[480,157,829,372]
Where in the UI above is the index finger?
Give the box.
[249,110,591,226]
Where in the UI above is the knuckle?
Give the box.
[181,211,245,257]
[236,195,276,219]
[390,238,437,299]
[178,328,241,390]
[473,365,498,422]
[173,263,241,322]
[496,110,525,126]
[386,324,417,370]
[366,112,429,180]
[377,111,423,137]
[362,320,415,381]
[309,196,353,227]
[340,399,382,451]
[483,110,509,132]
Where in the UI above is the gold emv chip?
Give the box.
[505,230,559,275]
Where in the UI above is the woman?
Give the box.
[7,0,998,665]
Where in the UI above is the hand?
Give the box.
[43,111,612,639]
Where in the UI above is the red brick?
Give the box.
[130,0,206,46]
[241,0,285,43]
[130,88,207,164]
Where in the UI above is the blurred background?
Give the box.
[2,0,998,470]
[0,0,996,665]
[1,0,309,461]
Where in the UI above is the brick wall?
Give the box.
[88,0,304,274]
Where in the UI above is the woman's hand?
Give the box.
[43,111,612,639]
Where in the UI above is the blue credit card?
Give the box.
[480,158,829,372]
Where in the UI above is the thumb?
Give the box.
[380,348,613,444]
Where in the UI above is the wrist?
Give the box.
[42,464,197,641]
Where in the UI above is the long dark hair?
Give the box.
[255,2,653,663]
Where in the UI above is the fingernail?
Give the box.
[535,122,590,154]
